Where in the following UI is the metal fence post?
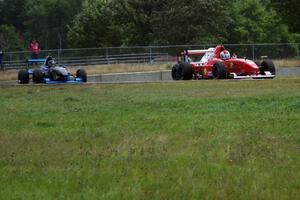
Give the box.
[0,51,3,71]
[106,48,109,64]
[298,43,300,59]
[58,49,61,60]
[149,46,152,64]
[252,44,255,60]
[9,52,13,65]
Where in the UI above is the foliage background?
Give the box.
[0,0,299,51]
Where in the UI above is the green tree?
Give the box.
[109,0,166,45]
[271,0,300,33]
[151,0,232,45]
[68,0,123,48]
[0,25,24,51]
[1,0,298,49]
[228,0,294,43]
[0,0,27,32]
[68,0,234,47]
[110,0,233,45]
[24,0,83,49]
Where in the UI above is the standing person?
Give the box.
[0,48,3,70]
[28,39,41,59]
[183,49,190,63]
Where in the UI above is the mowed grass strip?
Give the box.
[0,78,300,199]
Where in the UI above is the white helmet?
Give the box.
[48,59,56,67]
[220,50,230,60]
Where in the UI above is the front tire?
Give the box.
[212,62,228,79]
[260,60,275,75]
[33,69,44,83]
[76,69,87,82]
[18,69,29,84]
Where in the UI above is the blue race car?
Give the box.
[18,56,87,84]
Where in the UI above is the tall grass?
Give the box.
[0,78,300,199]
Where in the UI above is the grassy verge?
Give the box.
[0,78,300,199]
[273,59,300,68]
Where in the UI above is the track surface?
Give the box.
[1,68,300,86]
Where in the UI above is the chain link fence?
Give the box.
[1,43,299,70]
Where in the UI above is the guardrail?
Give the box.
[1,52,172,70]
[1,43,299,70]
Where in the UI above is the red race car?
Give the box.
[171,45,275,80]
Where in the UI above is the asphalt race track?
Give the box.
[1,67,300,86]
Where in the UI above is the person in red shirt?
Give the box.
[28,39,41,59]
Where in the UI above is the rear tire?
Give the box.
[181,63,193,80]
[175,63,193,80]
[18,69,29,84]
[254,60,260,67]
[76,69,87,82]
[49,70,58,81]
[33,69,44,83]
[171,64,179,80]
[212,62,228,79]
[260,60,275,75]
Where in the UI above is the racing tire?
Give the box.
[181,63,193,80]
[76,69,87,82]
[175,63,193,80]
[176,64,184,80]
[33,69,44,83]
[212,62,228,79]
[49,70,58,81]
[171,64,179,80]
[254,60,261,67]
[260,60,275,75]
[18,69,29,84]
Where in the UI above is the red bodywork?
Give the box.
[182,45,267,79]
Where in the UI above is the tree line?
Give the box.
[0,0,299,51]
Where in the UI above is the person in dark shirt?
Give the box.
[0,49,3,70]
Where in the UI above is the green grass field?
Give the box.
[0,78,300,199]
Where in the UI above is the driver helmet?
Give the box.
[220,50,230,60]
[47,59,56,67]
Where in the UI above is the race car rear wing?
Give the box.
[27,59,47,65]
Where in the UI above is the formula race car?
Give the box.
[171,45,276,80]
[18,56,87,84]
